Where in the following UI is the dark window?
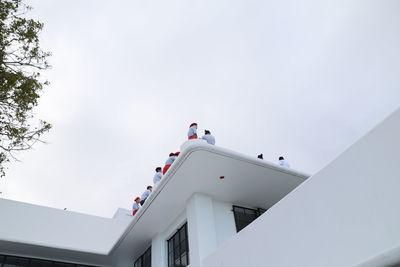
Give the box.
[53,263,74,267]
[3,256,29,267]
[167,223,189,267]
[30,259,53,267]
[0,254,97,267]
[134,246,151,267]
[232,205,266,232]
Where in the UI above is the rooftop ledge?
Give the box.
[108,140,310,259]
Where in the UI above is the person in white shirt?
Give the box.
[279,156,291,168]
[163,152,176,174]
[132,197,140,216]
[140,186,153,205]
[188,123,198,140]
[153,167,163,185]
[201,130,215,145]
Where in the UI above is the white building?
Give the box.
[1,108,400,267]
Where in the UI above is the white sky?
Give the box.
[1,0,399,217]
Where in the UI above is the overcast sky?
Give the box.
[1,0,399,217]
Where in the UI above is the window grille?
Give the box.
[134,246,151,267]
[232,205,266,232]
[0,254,96,267]
[167,223,189,267]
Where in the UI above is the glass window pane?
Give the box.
[30,259,53,267]
[134,247,151,267]
[168,252,174,266]
[3,256,29,267]
[233,207,244,214]
[179,240,187,253]
[237,221,247,232]
[53,263,74,267]
[233,205,263,232]
[244,208,254,215]
[169,239,174,253]
[174,245,180,259]
[181,252,188,266]
[174,232,180,246]
[0,256,98,267]
[143,252,151,267]
[179,227,186,241]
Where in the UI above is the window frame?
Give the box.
[0,254,96,267]
[134,246,151,267]
[167,222,189,267]
[232,205,266,232]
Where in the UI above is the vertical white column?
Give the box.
[152,233,166,267]
[186,193,218,267]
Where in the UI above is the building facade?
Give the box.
[1,108,400,267]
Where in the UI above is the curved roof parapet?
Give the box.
[354,244,400,267]
[180,138,208,151]
[108,141,310,261]
[180,139,310,179]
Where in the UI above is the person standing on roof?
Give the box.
[188,123,198,140]
[163,152,176,174]
[279,156,290,168]
[132,197,141,216]
[201,130,215,145]
[153,167,163,185]
[140,186,153,205]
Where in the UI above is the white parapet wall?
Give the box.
[203,107,400,267]
[113,208,134,221]
[0,198,129,256]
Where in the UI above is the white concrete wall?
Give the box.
[151,233,166,267]
[0,198,129,255]
[186,194,218,267]
[212,200,236,247]
[112,208,134,221]
[203,109,400,267]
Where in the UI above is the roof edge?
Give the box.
[107,141,310,254]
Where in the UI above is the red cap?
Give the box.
[190,123,197,127]
[134,197,140,201]
[169,152,175,157]
[175,152,180,156]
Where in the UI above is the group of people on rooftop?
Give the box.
[131,123,291,216]
[258,154,291,168]
[131,123,215,216]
